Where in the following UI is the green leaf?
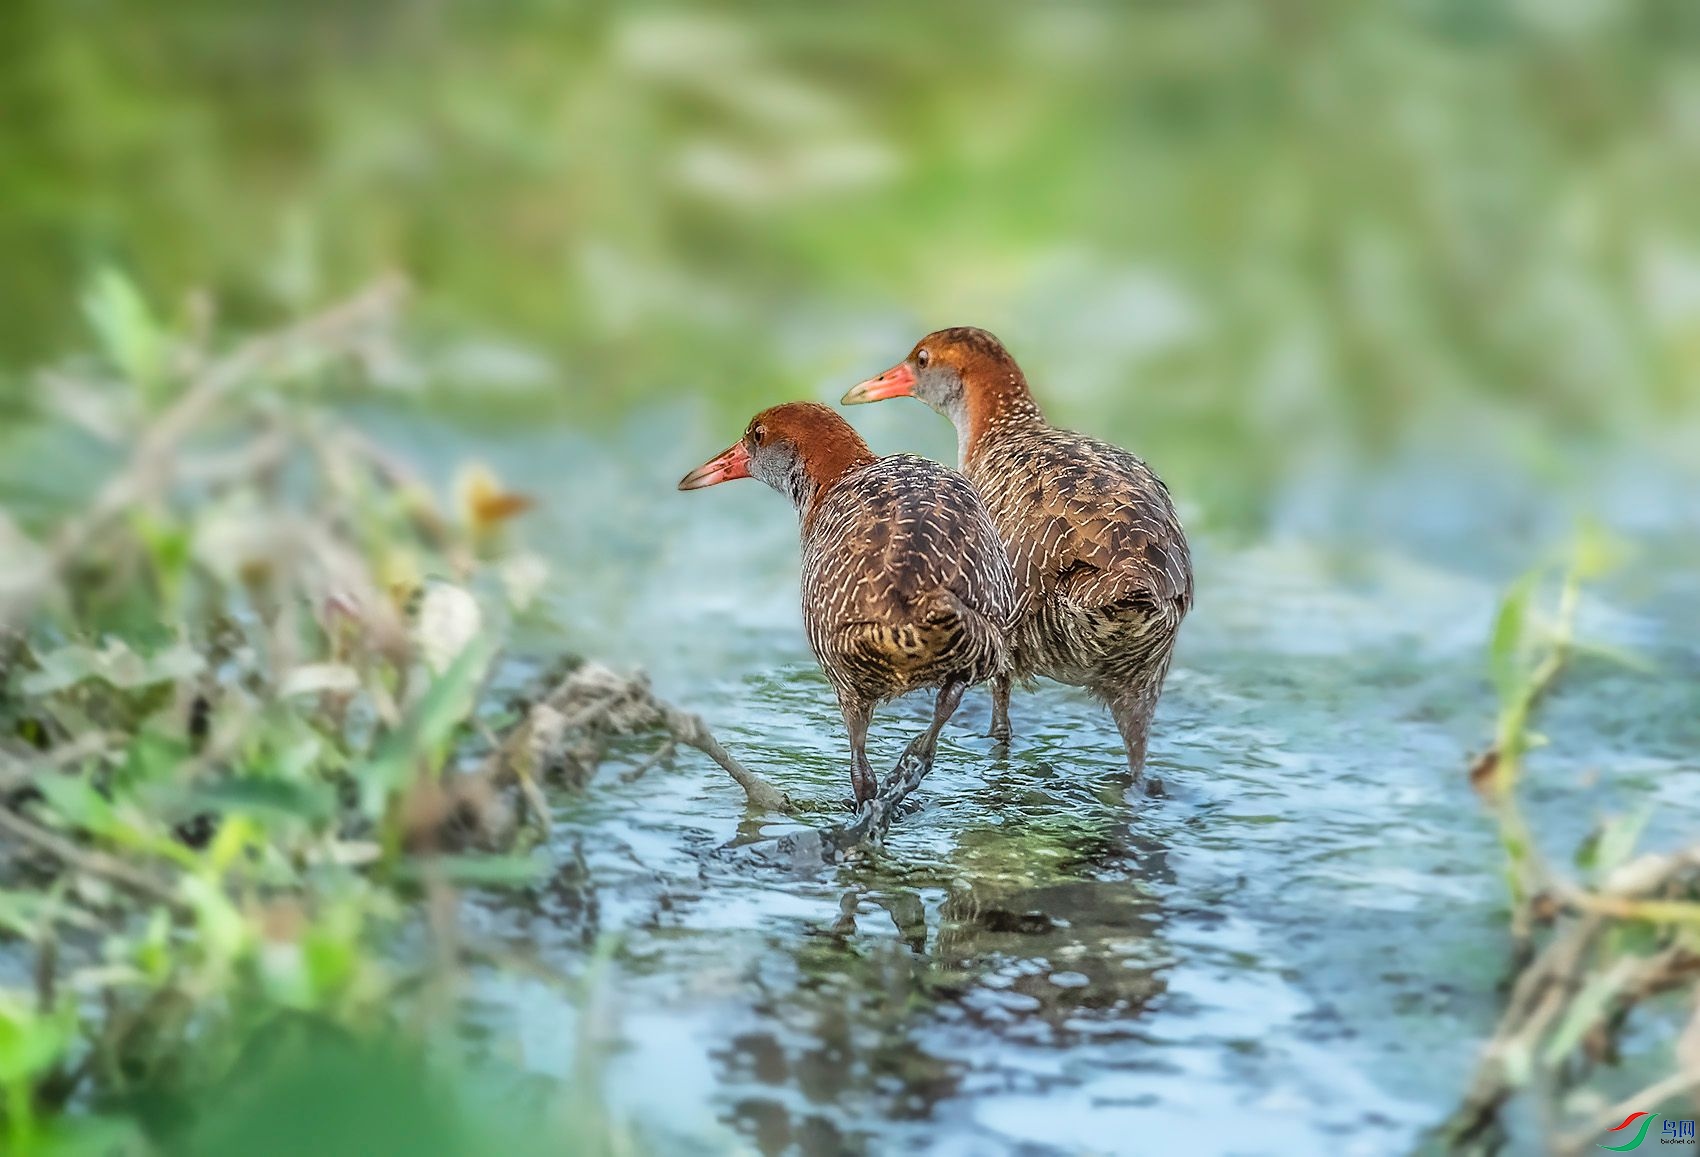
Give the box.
[133,907,173,982]
[1592,805,1653,880]
[1608,918,1662,958]
[82,268,165,396]
[1567,637,1656,674]
[1573,827,1601,873]
[1488,571,1538,702]
[116,729,192,790]
[34,1112,149,1156]
[357,641,493,819]
[392,854,546,888]
[34,775,119,836]
[181,777,337,825]
[21,640,204,696]
[179,875,249,964]
[19,648,103,696]
[1570,520,1622,582]
[1501,830,1527,865]
[302,917,362,998]
[1541,959,1635,1067]
[0,992,79,1084]
[130,509,192,610]
[0,890,53,940]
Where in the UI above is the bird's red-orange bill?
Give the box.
[840,360,917,405]
[678,441,753,490]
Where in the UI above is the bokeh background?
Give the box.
[4,4,1700,1153]
[6,0,1700,529]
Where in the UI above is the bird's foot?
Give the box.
[849,762,878,810]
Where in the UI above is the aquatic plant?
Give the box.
[0,274,652,1154]
[1440,543,1700,1155]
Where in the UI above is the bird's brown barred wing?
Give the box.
[992,429,1192,616]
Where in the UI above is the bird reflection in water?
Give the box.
[712,809,1174,1155]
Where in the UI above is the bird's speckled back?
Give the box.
[966,419,1192,689]
[800,454,1013,704]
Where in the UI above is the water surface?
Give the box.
[405,410,1698,1156]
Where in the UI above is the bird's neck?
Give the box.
[960,372,1045,467]
[791,443,876,530]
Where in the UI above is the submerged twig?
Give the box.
[1442,788,1700,1152]
[475,662,791,818]
[760,738,940,868]
[470,658,959,857]
[620,740,675,784]
[654,703,790,813]
[1468,567,1582,955]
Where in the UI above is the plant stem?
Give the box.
[0,806,187,915]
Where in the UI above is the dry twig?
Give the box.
[752,735,944,869]
[0,805,188,916]
[1441,845,1700,1152]
[620,741,675,784]
[475,662,790,812]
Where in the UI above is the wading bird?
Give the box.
[679,402,1014,807]
[844,329,1192,774]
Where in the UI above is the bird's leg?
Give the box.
[1107,679,1160,779]
[987,673,1012,744]
[1113,706,1150,776]
[842,698,877,808]
[898,679,967,774]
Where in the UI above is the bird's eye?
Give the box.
[915,348,930,368]
[750,424,766,445]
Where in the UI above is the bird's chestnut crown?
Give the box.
[679,402,875,520]
[842,327,1039,456]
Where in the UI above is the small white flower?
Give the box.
[414,582,483,674]
[500,553,549,611]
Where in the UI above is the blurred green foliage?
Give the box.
[5,0,1700,519]
[0,277,639,1155]
[2,5,1697,1143]
[1438,549,1700,1152]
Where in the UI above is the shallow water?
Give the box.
[387,412,1700,1154]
